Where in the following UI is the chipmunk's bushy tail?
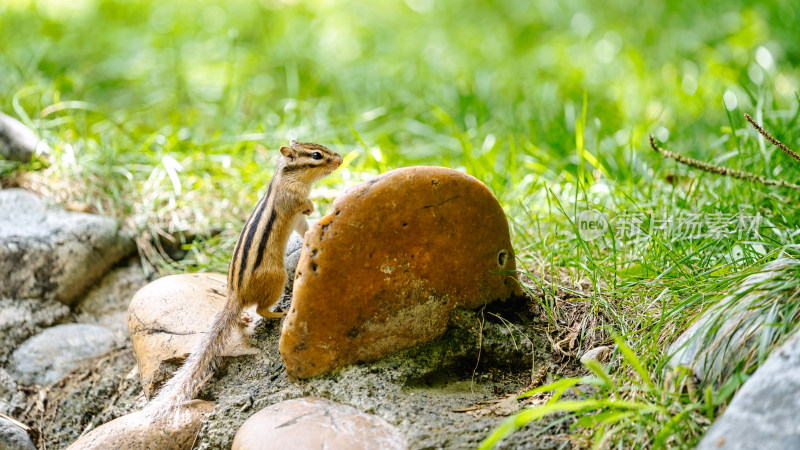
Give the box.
[147,297,243,418]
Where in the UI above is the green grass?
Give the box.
[2,0,800,447]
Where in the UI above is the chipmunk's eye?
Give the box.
[311,152,323,160]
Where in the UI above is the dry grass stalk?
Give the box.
[649,136,800,191]
[744,113,800,164]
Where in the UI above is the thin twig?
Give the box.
[649,136,800,190]
[744,113,800,163]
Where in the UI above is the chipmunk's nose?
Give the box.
[332,154,343,167]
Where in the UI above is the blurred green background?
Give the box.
[3,0,798,174]
[1,0,798,267]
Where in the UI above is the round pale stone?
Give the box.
[127,273,258,398]
[280,166,521,379]
[66,400,214,450]
[232,397,407,450]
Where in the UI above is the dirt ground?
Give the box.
[19,277,604,449]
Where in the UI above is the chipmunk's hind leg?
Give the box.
[259,310,287,319]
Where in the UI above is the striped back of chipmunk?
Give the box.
[228,178,280,293]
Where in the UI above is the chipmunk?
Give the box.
[150,140,342,411]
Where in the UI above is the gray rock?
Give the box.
[74,263,148,343]
[0,189,135,306]
[10,324,116,385]
[283,231,304,281]
[667,258,798,384]
[0,112,49,162]
[0,415,36,450]
[697,331,800,449]
[0,297,70,363]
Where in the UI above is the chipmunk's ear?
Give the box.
[290,139,299,148]
[280,146,292,157]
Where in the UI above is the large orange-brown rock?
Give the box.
[280,166,521,379]
[127,273,258,398]
[232,397,407,450]
[66,400,214,450]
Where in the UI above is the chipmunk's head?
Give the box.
[279,140,343,183]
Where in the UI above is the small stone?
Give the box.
[0,189,135,306]
[580,346,613,365]
[66,400,214,450]
[127,273,258,399]
[231,397,407,450]
[0,297,70,363]
[0,414,36,450]
[696,330,800,449]
[280,167,521,379]
[0,112,50,162]
[9,324,116,385]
